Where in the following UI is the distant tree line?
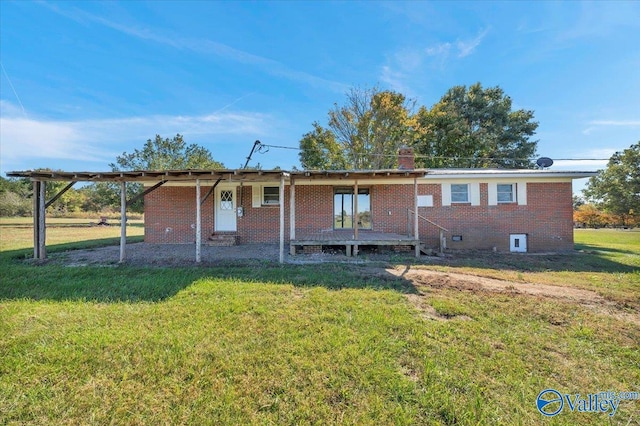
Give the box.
[575,142,640,228]
[0,134,224,217]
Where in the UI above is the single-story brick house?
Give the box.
[7,149,597,262]
[143,149,595,259]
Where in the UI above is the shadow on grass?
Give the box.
[1,236,145,261]
[1,246,418,303]
[574,243,639,256]
[425,249,639,274]
[2,239,637,303]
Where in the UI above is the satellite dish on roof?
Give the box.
[536,157,554,169]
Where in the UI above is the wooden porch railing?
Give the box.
[407,209,448,254]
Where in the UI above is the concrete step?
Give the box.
[208,233,238,246]
[419,244,438,256]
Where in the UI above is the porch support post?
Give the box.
[33,181,46,260]
[33,181,39,259]
[289,177,296,255]
[196,179,202,263]
[39,181,46,259]
[120,181,127,263]
[353,179,358,257]
[414,177,419,258]
[279,175,285,264]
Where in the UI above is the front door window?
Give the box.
[220,190,233,210]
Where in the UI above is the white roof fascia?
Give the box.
[422,170,598,180]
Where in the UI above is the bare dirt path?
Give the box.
[384,265,639,325]
[386,266,606,303]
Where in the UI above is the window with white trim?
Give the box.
[262,186,280,205]
[497,184,515,203]
[451,184,469,203]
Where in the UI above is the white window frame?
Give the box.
[450,184,469,203]
[497,183,515,203]
[262,186,280,205]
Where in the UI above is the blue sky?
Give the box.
[1,1,639,193]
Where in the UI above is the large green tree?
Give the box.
[299,87,415,169]
[414,83,538,168]
[111,134,224,171]
[299,83,539,170]
[583,142,640,226]
[93,134,224,213]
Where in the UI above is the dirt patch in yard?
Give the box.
[53,242,282,266]
[387,266,605,303]
[384,266,639,325]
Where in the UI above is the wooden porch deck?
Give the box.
[290,230,419,257]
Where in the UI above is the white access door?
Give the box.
[510,234,527,253]
[215,187,237,231]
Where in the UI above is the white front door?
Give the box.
[215,187,237,231]
[510,234,527,252]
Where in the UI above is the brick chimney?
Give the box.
[398,146,415,170]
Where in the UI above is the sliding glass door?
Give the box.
[334,188,371,229]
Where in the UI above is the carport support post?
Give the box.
[353,179,358,257]
[33,181,38,259]
[289,177,296,255]
[120,181,127,263]
[33,180,46,259]
[279,175,285,264]
[414,177,419,258]
[196,179,202,263]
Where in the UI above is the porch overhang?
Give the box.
[6,169,290,264]
[6,169,290,183]
[293,169,428,180]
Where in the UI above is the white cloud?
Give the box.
[425,42,452,57]
[0,101,271,172]
[41,2,348,93]
[456,27,491,58]
[553,159,608,168]
[380,27,490,94]
[552,148,616,169]
[425,27,491,59]
[589,120,640,127]
[380,66,409,94]
[582,119,640,135]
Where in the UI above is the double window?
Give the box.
[445,182,520,206]
[334,188,371,229]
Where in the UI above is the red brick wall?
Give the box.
[292,185,334,235]
[371,184,412,234]
[145,184,294,244]
[145,186,215,244]
[145,181,575,252]
[236,185,290,244]
[416,182,574,252]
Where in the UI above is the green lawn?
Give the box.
[0,225,638,425]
